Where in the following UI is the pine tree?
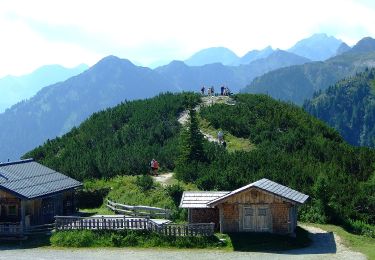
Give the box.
[175,108,206,181]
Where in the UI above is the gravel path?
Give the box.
[152,172,174,186]
[0,226,366,260]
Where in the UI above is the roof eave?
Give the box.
[207,186,309,207]
[0,183,82,200]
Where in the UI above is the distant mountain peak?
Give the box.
[185,47,239,66]
[335,42,351,55]
[350,37,375,53]
[288,33,343,61]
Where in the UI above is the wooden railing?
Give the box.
[0,222,23,236]
[55,216,215,237]
[106,199,171,219]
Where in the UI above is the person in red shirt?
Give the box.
[150,159,159,176]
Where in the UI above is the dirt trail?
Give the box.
[178,96,234,144]
[152,172,174,186]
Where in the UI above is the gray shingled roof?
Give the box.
[0,159,82,199]
[179,191,230,208]
[208,178,309,206]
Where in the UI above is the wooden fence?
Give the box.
[55,216,215,237]
[106,199,171,219]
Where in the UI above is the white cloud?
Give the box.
[0,0,375,76]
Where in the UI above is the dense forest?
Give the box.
[26,93,375,230]
[304,68,375,147]
[25,93,200,180]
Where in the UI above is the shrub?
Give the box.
[166,184,184,207]
[347,219,375,238]
[135,175,154,191]
[51,230,95,247]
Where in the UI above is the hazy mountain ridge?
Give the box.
[242,37,375,105]
[0,64,88,112]
[156,50,310,92]
[184,47,239,66]
[0,56,177,161]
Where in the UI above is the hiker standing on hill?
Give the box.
[201,86,205,95]
[221,85,225,95]
[218,130,224,142]
[150,159,159,176]
[210,86,215,96]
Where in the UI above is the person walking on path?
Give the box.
[150,159,159,176]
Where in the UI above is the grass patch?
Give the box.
[307,223,375,259]
[221,226,311,252]
[50,230,226,249]
[79,176,199,221]
[199,117,255,152]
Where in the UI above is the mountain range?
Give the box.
[182,33,344,67]
[0,56,176,161]
[242,37,375,105]
[157,50,310,92]
[0,64,88,112]
[1,34,373,160]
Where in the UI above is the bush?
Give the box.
[347,220,375,238]
[166,184,184,207]
[135,175,154,191]
[76,188,110,208]
[51,230,95,247]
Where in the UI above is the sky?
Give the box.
[0,0,375,77]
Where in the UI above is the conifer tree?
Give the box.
[176,107,206,181]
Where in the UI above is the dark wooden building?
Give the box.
[180,178,308,235]
[0,159,82,236]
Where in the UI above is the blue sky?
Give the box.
[0,0,375,77]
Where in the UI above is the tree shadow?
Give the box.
[0,234,51,250]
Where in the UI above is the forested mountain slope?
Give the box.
[304,68,375,147]
[26,93,375,227]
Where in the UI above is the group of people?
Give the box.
[200,85,231,96]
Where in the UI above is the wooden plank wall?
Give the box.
[219,188,294,234]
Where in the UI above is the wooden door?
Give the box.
[243,205,270,232]
[256,206,270,231]
[243,206,255,230]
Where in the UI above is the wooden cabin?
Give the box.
[180,178,309,235]
[0,159,82,237]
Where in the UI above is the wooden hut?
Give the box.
[0,159,82,237]
[180,178,308,235]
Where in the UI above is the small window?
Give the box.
[244,207,253,216]
[7,205,17,216]
[258,208,267,216]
